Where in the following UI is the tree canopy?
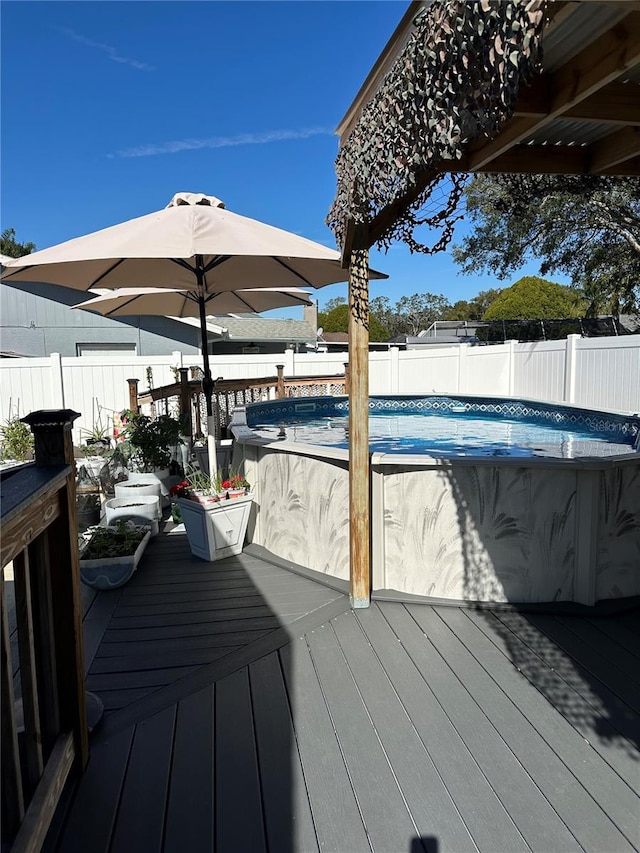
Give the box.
[318,303,389,342]
[452,174,640,316]
[483,276,584,321]
[1,228,36,259]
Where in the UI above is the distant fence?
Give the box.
[1,335,638,444]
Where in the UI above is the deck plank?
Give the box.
[493,609,640,786]
[560,614,640,683]
[525,613,640,712]
[446,606,640,846]
[280,638,370,853]
[250,651,319,853]
[408,605,635,853]
[362,603,531,853]
[109,705,176,853]
[586,614,640,654]
[305,618,420,852]
[215,668,267,853]
[163,685,214,853]
[331,609,477,852]
[55,727,135,852]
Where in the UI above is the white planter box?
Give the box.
[105,495,161,535]
[125,469,171,506]
[114,479,162,502]
[176,492,252,561]
[79,529,151,590]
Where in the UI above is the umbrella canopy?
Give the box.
[72,286,313,319]
[0,192,386,291]
[1,192,386,481]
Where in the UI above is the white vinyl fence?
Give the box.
[1,335,638,444]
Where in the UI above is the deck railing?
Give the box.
[1,411,88,852]
[133,364,350,440]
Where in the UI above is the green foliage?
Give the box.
[0,417,34,461]
[1,228,36,259]
[119,410,184,472]
[453,174,640,315]
[482,277,584,321]
[442,289,502,321]
[80,520,148,559]
[370,293,451,337]
[318,303,389,342]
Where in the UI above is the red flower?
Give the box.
[170,480,190,496]
[221,480,231,490]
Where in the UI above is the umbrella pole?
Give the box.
[195,257,218,486]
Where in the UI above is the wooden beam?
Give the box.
[469,11,640,171]
[514,81,640,125]
[455,144,589,174]
[348,224,371,608]
[589,125,640,171]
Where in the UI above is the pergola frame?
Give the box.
[334,0,640,607]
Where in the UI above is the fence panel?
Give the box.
[513,341,566,403]
[574,336,640,413]
[464,345,511,396]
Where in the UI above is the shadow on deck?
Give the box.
[47,524,640,853]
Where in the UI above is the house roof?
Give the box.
[207,315,317,343]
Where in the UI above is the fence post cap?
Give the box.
[21,409,80,430]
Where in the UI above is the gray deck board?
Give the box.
[47,528,639,853]
[449,606,640,846]
[493,609,640,786]
[109,705,175,853]
[164,685,214,853]
[215,668,267,853]
[55,727,135,852]
[250,652,319,853]
[409,604,634,853]
[331,609,477,852]
[280,639,371,853]
[372,602,539,853]
[306,618,421,852]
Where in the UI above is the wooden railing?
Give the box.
[1,411,88,852]
[133,364,350,441]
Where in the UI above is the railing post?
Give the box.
[276,365,285,399]
[179,368,192,442]
[21,409,89,773]
[127,378,140,413]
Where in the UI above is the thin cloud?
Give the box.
[55,26,154,71]
[108,127,333,158]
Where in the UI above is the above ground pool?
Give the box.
[242,395,640,460]
[234,395,640,608]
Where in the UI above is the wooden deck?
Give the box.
[46,524,640,853]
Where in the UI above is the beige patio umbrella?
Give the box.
[1,191,387,480]
[72,286,313,318]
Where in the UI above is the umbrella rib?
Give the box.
[89,259,128,288]
[272,257,314,288]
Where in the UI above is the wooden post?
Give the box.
[179,368,192,442]
[276,365,285,399]
[21,410,89,772]
[126,378,139,413]
[343,362,350,396]
[348,225,371,608]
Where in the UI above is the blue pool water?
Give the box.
[245,397,639,459]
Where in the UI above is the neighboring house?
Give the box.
[0,280,319,357]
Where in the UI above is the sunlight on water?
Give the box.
[249,411,634,459]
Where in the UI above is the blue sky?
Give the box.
[1,1,545,318]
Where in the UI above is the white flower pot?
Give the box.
[176,492,252,562]
[126,469,171,506]
[114,479,162,502]
[105,495,161,535]
[79,529,151,590]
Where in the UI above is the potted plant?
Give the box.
[119,409,185,506]
[1,416,34,463]
[79,520,151,589]
[76,492,102,532]
[105,495,161,536]
[171,466,252,561]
